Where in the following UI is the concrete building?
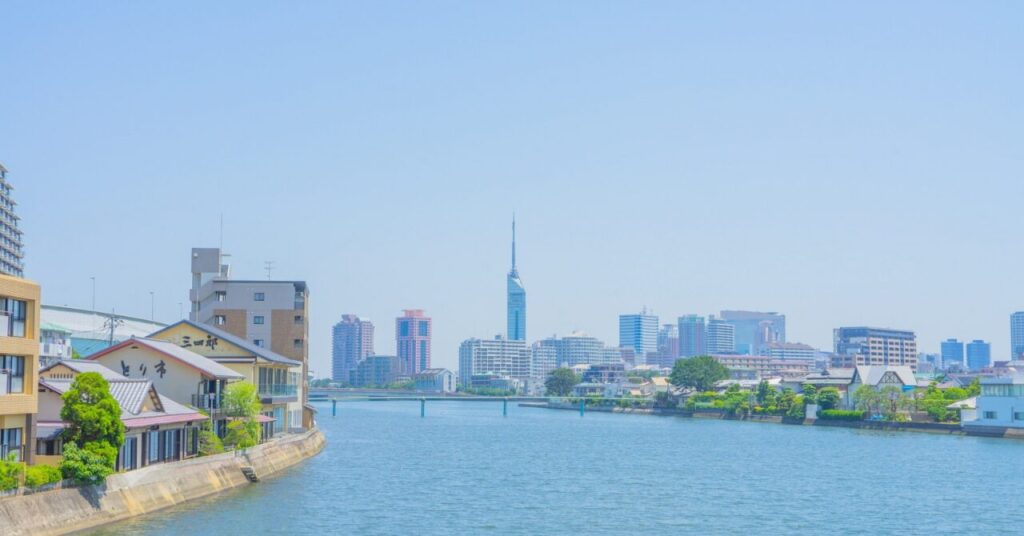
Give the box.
[413,368,456,393]
[941,338,964,370]
[765,342,816,361]
[41,305,167,358]
[350,355,399,387]
[35,361,208,470]
[39,322,73,368]
[1011,312,1024,359]
[833,327,918,370]
[189,248,309,402]
[458,336,530,387]
[84,337,245,436]
[331,315,374,383]
[536,332,621,367]
[706,316,735,355]
[0,164,25,278]
[619,310,658,366]
[720,310,786,355]
[966,340,991,371]
[0,273,40,462]
[147,320,309,434]
[581,363,626,384]
[712,354,814,379]
[966,373,1024,429]
[396,309,431,375]
[507,217,526,341]
[530,343,558,379]
[677,315,706,358]
[650,323,680,368]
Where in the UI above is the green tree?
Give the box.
[222,381,261,450]
[853,385,884,417]
[0,453,23,491]
[801,384,818,405]
[966,378,981,397]
[60,443,113,484]
[545,368,580,397]
[755,380,772,405]
[816,387,841,410]
[60,372,125,450]
[669,356,729,392]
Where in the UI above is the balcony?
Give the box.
[192,393,223,412]
[258,384,298,403]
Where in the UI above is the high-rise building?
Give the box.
[189,248,310,414]
[331,315,374,383]
[677,315,706,358]
[458,336,530,387]
[536,332,621,367]
[0,273,40,463]
[0,164,25,278]
[706,316,735,355]
[720,310,786,355]
[396,309,431,375]
[833,327,918,370]
[507,217,526,341]
[350,355,399,387]
[940,338,964,370]
[966,340,991,371]
[651,323,680,368]
[1011,312,1024,360]
[530,343,558,379]
[619,310,658,366]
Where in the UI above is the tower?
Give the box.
[507,216,526,341]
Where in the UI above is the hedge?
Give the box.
[817,409,865,421]
[25,464,63,488]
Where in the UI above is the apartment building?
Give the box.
[0,273,40,463]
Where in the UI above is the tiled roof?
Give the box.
[133,338,246,379]
[42,360,124,380]
[41,377,156,417]
[152,320,302,366]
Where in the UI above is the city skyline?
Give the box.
[3,3,1024,375]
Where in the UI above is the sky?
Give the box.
[2,1,1022,375]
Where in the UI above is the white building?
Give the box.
[413,368,456,393]
[458,336,530,387]
[766,342,817,361]
[966,373,1024,429]
[706,317,735,354]
[537,332,621,367]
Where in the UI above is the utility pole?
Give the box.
[264,261,275,280]
[105,311,124,346]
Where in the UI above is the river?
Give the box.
[89,400,1022,535]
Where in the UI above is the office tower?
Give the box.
[507,217,526,341]
[652,324,680,367]
[396,309,431,375]
[331,315,374,383]
[619,310,658,366]
[0,164,25,277]
[966,340,991,371]
[677,315,707,358]
[720,310,786,355]
[940,338,964,370]
[706,316,735,354]
[189,247,309,406]
[1011,312,1024,359]
[530,343,558,379]
[0,273,40,462]
[833,327,918,370]
[536,332,622,367]
[458,336,530,387]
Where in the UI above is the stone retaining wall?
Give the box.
[0,428,326,536]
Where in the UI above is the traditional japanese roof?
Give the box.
[151,320,302,367]
[947,396,977,410]
[124,394,206,427]
[85,337,245,380]
[40,376,159,418]
[40,360,125,380]
[852,366,917,387]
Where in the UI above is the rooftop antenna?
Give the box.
[265,260,275,280]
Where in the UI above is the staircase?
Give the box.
[241,466,259,483]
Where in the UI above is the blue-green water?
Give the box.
[92,401,1022,535]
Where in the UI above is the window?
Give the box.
[0,355,24,394]
[0,298,26,337]
[214,315,226,326]
[0,427,22,461]
[253,316,264,325]
[1015,412,1024,421]
[418,322,429,337]
[294,315,303,325]
[253,339,264,347]
[215,291,226,302]
[983,411,997,420]
[254,292,265,302]
[400,321,410,337]
[148,431,161,463]
[293,339,303,349]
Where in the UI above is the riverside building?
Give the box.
[396,309,431,375]
[833,327,918,371]
[458,336,530,388]
[536,332,621,367]
[331,315,374,383]
[0,273,40,462]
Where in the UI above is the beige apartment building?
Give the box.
[0,273,40,463]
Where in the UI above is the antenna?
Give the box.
[265,261,275,280]
[219,213,224,252]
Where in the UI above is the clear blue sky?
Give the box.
[3,1,1022,374]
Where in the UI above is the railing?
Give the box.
[192,393,223,411]
[259,384,298,397]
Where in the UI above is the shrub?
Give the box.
[199,430,225,456]
[0,453,24,491]
[60,443,114,484]
[24,465,63,488]
[818,409,865,421]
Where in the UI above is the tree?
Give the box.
[853,385,884,417]
[669,356,729,392]
[801,384,818,405]
[966,378,981,397]
[60,443,113,484]
[816,387,841,410]
[60,372,125,451]
[545,368,580,397]
[222,381,261,450]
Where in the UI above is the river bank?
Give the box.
[521,402,1024,439]
[0,428,326,536]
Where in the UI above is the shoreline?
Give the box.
[0,428,327,536]
[521,402,1024,439]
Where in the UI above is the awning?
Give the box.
[256,414,275,423]
[123,412,207,428]
[36,423,66,440]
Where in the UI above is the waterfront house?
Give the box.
[83,337,245,437]
[146,320,307,439]
[413,368,456,393]
[963,373,1024,432]
[844,366,917,407]
[35,361,207,471]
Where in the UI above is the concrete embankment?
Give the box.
[0,428,326,536]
